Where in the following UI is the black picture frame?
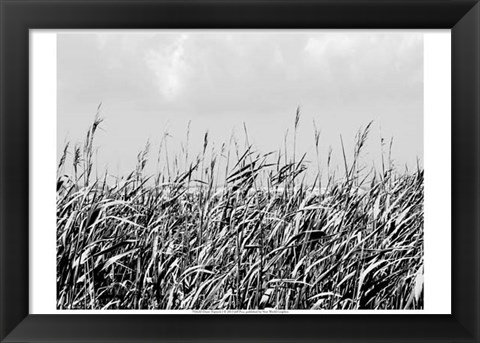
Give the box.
[1,0,479,342]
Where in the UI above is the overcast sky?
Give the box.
[57,31,423,182]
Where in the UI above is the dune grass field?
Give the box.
[56,111,424,310]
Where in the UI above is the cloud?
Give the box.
[302,33,423,101]
[62,32,422,119]
[145,35,189,100]
[57,31,424,177]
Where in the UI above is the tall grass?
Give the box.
[56,111,423,310]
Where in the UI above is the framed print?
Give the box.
[46,29,432,313]
[1,0,479,342]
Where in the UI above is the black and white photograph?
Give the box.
[56,31,424,311]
